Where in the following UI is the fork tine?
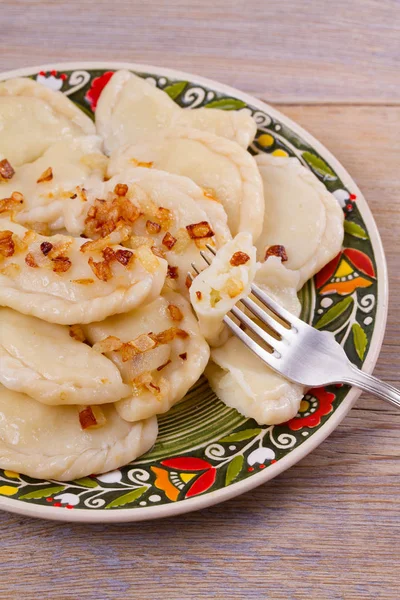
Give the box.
[206,244,216,255]
[223,315,281,368]
[191,262,200,275]
[230,305,284,351]
[200,250,212,266]
[240,296,289,337]
[251,283,296,327]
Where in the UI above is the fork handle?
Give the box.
[345,366,400,409]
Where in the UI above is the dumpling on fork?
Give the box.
[0,385,157,481]
[255,154,344,289]
[0,136,107,235]
[189,232,257,346]
[0,77,95,167]
[0,219,167,324]
[84,291,210,422]
[0,308,130,405]
[107,127,265,239]
[95,70,257,153]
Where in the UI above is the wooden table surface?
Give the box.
[0,2,399,598]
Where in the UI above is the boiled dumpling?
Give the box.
[84,291,210,422]
[254,256,301,317]
[0,136,107,235]
[95,70,257,153]
[206,338,304,425]
[0,308,130,405]
[0,77,95,167]
[255,154,344,288]
[108,127,265,239]
[0,219,167,324]
[84,168,231,295]
[190,232,257,345]
[0,385,157,480]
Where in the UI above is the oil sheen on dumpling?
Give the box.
[84,291,210,422]
[0,385,157,481]
[90,168,231,295]
[0,136,107,235]
[0,219,167,324]
[0,77,95,167]
[190,232,257,346]
[108,127,265,239]
[255,154,344,289]
[0,308,130,405]
[95,70,257,153]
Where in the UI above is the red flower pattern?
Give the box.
[151,457,217,500]
[287,387,336,430]
[85,71,115,111]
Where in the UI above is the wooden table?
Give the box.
[0,2,399,598]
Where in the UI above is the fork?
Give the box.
[190,245,400,409]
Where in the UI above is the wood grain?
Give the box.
[0,0,399,103]
[0,2,400,599]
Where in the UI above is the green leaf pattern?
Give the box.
[225,455,244,485]
[352,323,368,360]
[315,297,354,329]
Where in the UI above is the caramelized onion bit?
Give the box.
[120,343,138,362]
[69,324,86,342]
[167,265,179,279]
[72,278,95,284]
[0,230,15,258]
[93,335,123,353]
[79,405,106,430]
[40,241,53,256]
[196,291,202,300]
[0,193,24,214]
[156,207,173,231]
[0,262,20,277]
[264,244,288,262]
[127,235,153,249]
[185,274,192,289]
[168,304,183,322]
[0,159,15,181]
[25,252,38,268]
[36,167,53,183]
[83,195,140,240]
[186,221,214,240]
[221,277,244,298]
[146,220,162,235]
[131,333,156,353]
[162,232,177,250]
[52,256,72,273]
[150,245,165,259]
[135,245,160,273]
[157,359,172,371]
[230,251,250,266]
[152,327,189,344]
[179,352,187,361]
[131,158,153,168]
[88,256,113,281]
[173,229,191,254]
[115,248,133,266]
[114,183,128,196]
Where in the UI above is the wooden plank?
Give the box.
[0,0,399,103]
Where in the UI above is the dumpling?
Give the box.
[206,338,304,425]
[95,70,257,153]
[205,251,304,425]
[84,291,210,422]
[0,308,130,405]
[254,256,301,317]
[0,77,95,167]
[190,232,257,346]
[83,168,231,295]
[255,154,344,289]
[0,136,107,235]
[0,385,157,480]
[0,219,167,324]
[108,127,265,239]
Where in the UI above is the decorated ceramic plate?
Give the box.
[0,62,388,522]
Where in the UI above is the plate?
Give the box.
[0,62,388,522]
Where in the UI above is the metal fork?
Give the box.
[190,245,400,410]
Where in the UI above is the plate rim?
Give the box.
[0,61,389,523]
